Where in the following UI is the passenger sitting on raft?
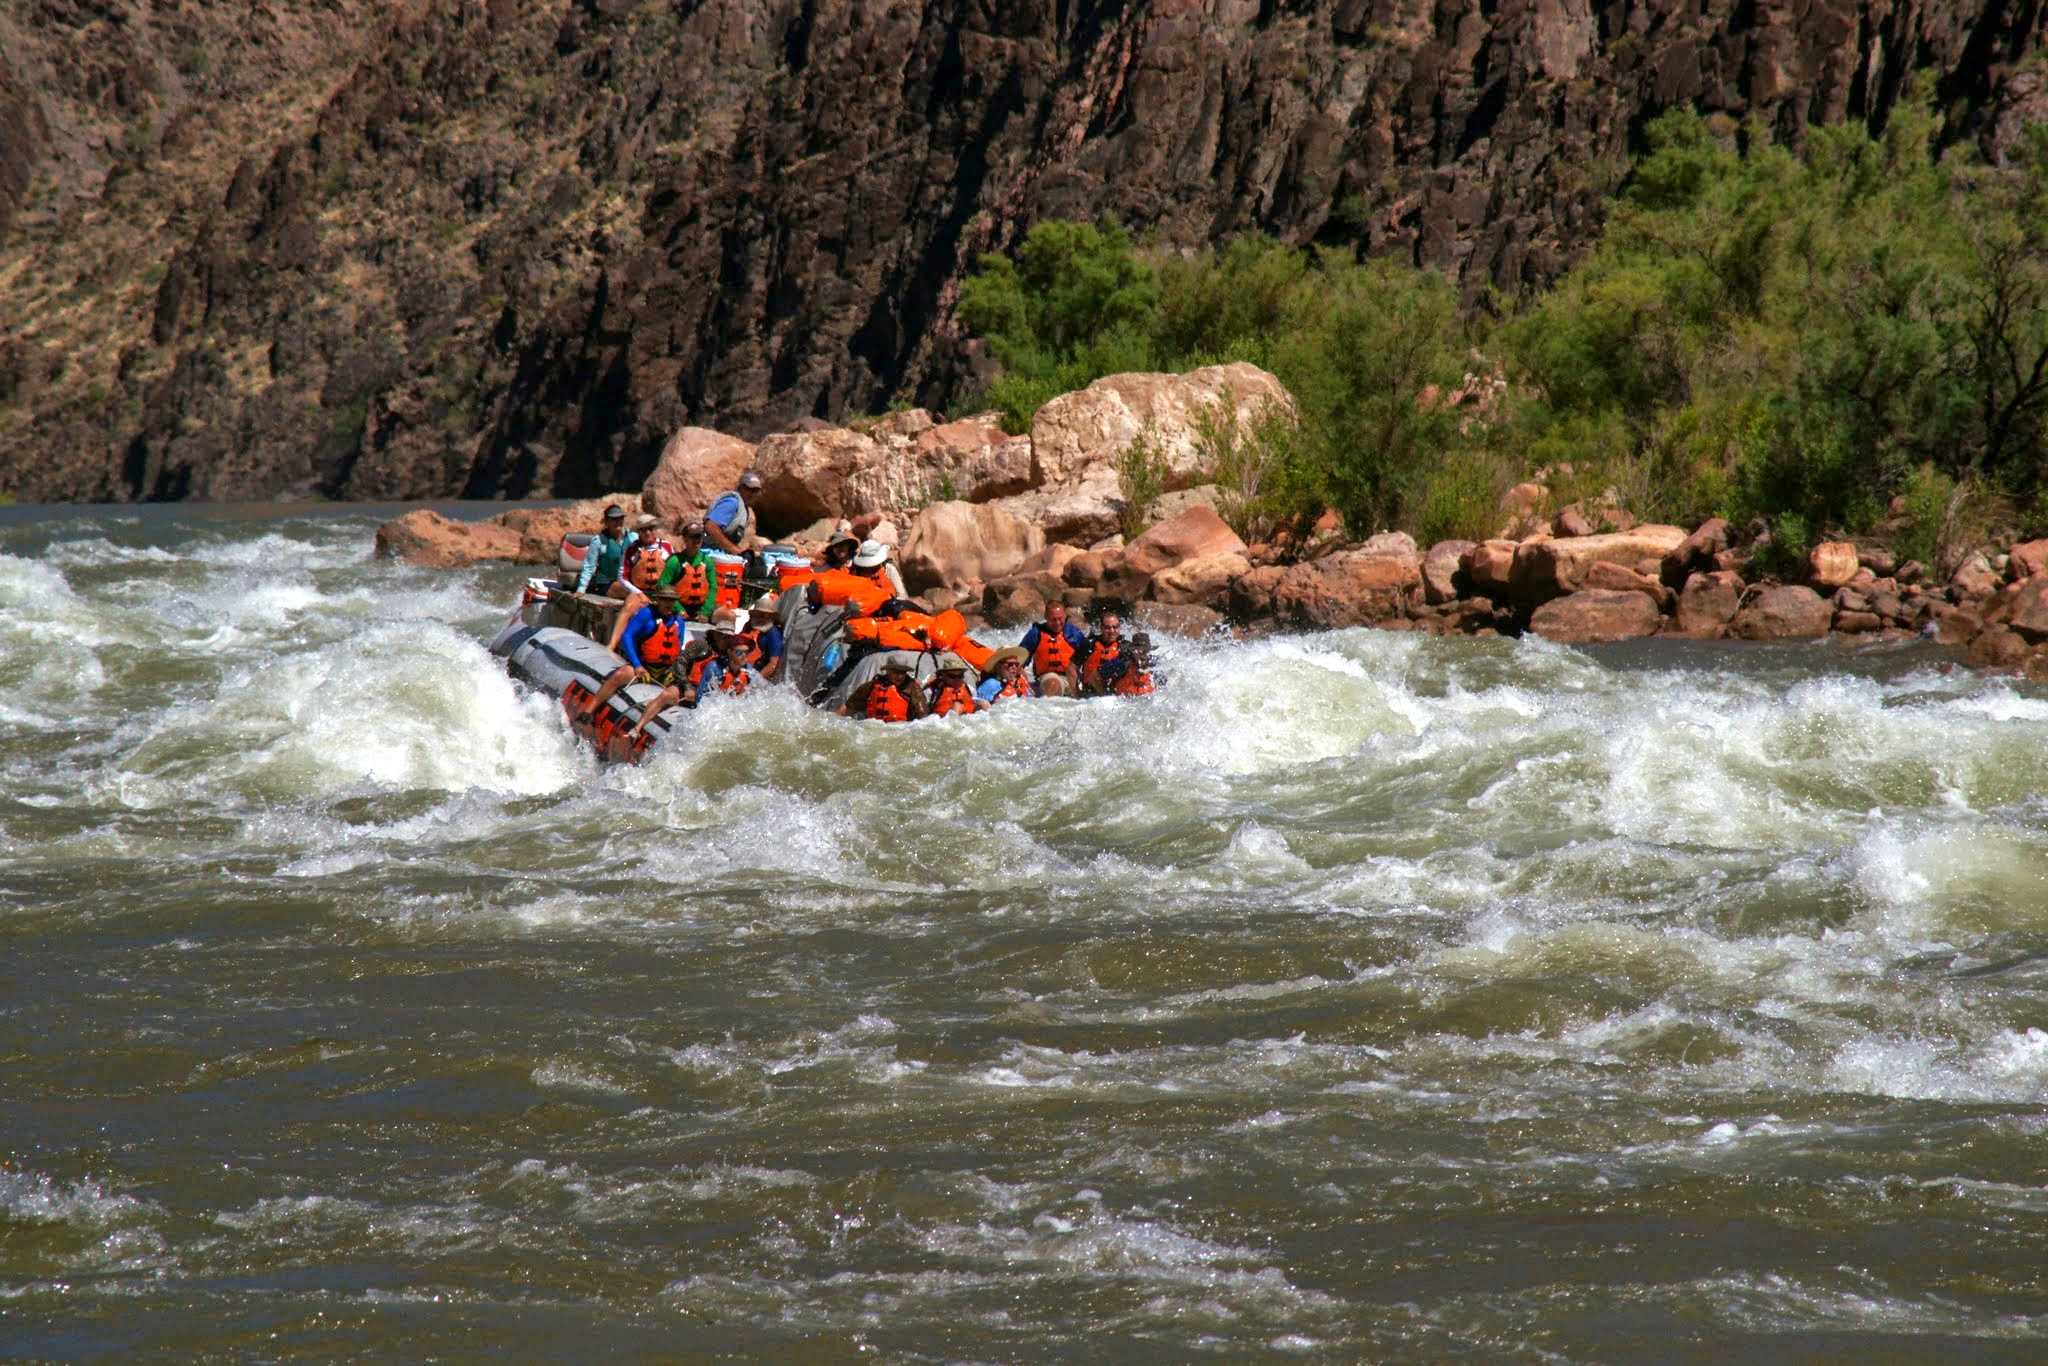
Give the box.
[838,659,929,721]
[1080,611,1126,695]
[687,617,755,702]
[975,646,1036,704]
[927,654,981,716]
[580,584,684,724]
[1113,632,1157,695]
[574,504,636,595]
[610,515,674,611]
[820,529,861,571]
[747,598,787,682]
[1018,600,1088,696]
[659,523,719,621]
[849,538,908,599]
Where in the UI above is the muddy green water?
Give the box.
[2,506,2046,1360]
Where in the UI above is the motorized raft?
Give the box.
[488,532,1001,762]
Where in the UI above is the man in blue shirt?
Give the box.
[1017,600,1089,697]
[578,585,682,724]
[704,472,763,555]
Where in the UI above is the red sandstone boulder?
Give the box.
[1660,517,1734,587]
[376,509,524,568]
[2009,538,2048,581]
[1510,525,1688,606]
[1583,560,1672,610]
[1029,362,1292,487]
[749,426,885,528]
[1672,570,1744,638]
[1063,547,1118,588]
[641,427,755,524]
[1950,552,2000,600]
[885,419,1033,504]
[1461,539,1518,598]
[2007,576,2048,642]
[1728,585,1833,639]
[1964,625,2032,668]
[1149,551,1252,607]
[1228,564,1288,619]
[986,470,1123,547]
[1528,589,1661,643]
[1553,504,1595,538]
[1833,610,1884,633]
[1269,549,1419,628]
[1123,505,1249,578]
[898,500,1045,593]
[1422,540,1473,605]
[1013,542,1083,582]
[981,572,1066,626]
[1807,540,1859,590]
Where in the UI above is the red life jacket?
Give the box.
[864,680,911,722]
[673,558,712,608]
[1115,666,1154,696]
[641,618,682,666]
[929,681,980,716]
[1032,625,1076,676]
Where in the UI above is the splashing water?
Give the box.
[2,504,2045,1358]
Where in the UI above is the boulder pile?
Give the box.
[373,365,2048,675]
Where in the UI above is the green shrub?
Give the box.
[1116,425,1171,541]
[957,94,2048,543]
[1191,389,1309,542]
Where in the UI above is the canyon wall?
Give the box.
[2,0,2044,502]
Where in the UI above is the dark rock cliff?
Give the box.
[3,0,2045,503]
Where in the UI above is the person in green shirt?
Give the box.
[657,523,720,621]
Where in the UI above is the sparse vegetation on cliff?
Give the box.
[962,99,2048,546]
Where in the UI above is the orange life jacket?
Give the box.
[1085,638,1120,675]
[929,680,980,716]
[953,636,995,672]
[1032,625,1077,676]
[1115,666,1154,696]
[864,680,910,722]
[627,544,668,592]
[809,568,893,617]
[641,618,682,666]
[995,673,1035,700]
[717,662,750,695]
[674,558,712,608]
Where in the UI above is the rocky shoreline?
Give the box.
[378,364,2048,681]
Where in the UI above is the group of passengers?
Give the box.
[567,471,1156,734]
[835,608,1155,722]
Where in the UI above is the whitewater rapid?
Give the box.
[2,506,2045,1357]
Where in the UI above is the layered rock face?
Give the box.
[5,0,2046,502]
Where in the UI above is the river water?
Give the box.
[2,504,2045,1359]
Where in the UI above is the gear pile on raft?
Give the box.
[489,476,1158,762]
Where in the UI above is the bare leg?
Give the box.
[629,686,682,739]
[581,664,637,716]
[605,595,650,651]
